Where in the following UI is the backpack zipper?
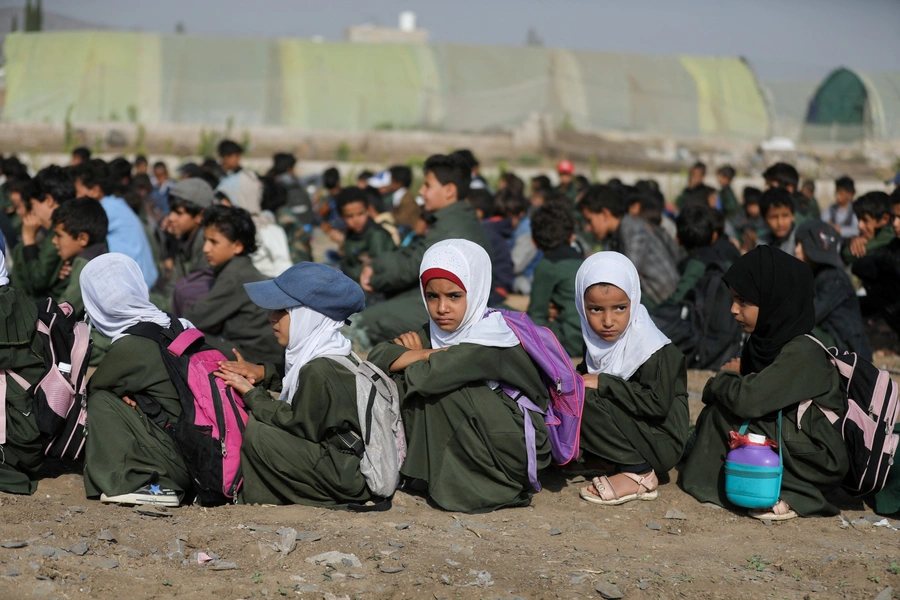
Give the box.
[207,374,228,456]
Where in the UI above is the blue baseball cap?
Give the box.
[243,263,366,322]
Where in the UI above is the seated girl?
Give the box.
[680,246,848,520]
[367,239,551,513]
[80,253,193,506]
[0,238,47,495]
[214,262,372,507]
[185,205,283,365]
[575,252,690,506]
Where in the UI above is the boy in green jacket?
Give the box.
[335,187,395,284]
[841,191,896,266]
[526,203,584,357]
[50,198,109,319]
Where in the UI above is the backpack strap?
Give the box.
[167,329,205,357]
[797,399,841,429]
[132,393,174,435]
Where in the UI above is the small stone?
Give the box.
[638,581,649,590]
[124,547,143,559]
[212,561,237,570]
[247,525,271,532]
[96,529,117,543]
[701,502,723,510]
[850,519,871,528]
[68,506,85,513]
[1,541,27,549]
[167,540,186,560]
[387,541,405,548]
[7,568,18,576]
[761,520,773,526]
[341,558,353,567]
[446,558,460,566]
[395,523,410,530]
[570,475,586,483]
[810,583,827,593]
[873,587,893,600]
[380,566,405,574]
[134,508,173,518]
[305,551,361,568]
[664,509,687,520]
[37,546,58,558]
[69,542,89,557]
[820,555,837,564]
[647,521,662,531]
[549,529,562,536]
[348,573,365,580]
[296,532,321,542]
[861,514,884,523]
[568,573,591,584]
[595,581,624,599]
[277,528,297,556]
[96,560,119,569]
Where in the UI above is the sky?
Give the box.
[24,0,900,81]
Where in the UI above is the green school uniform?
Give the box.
[83,335,191,499]
[679,335,848,517]
[578,344,690,473]
[340,219,396,284]
[11,234,67,302]
[172,227,209,283]
[663,258,707,306]
[719,185,740,221]
[57,243,108,320]
[841,225,895,266]
[527,246,583,357]
[239,358,373,507]
[185,255,283,365]
[0,287,46,495]
[368,329,551,513]
[356,201,491,345]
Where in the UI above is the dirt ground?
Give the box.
[1,368,899,600]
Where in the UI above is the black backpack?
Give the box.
[651,261,742,370]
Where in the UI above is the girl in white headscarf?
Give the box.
[574,252,690,506]
[367,239,552,513]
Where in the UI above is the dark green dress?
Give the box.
[368,329,551,513]
[679,335,848,516]
[11,234,67,302]
[239,358,373,507]
[83,335,191,499]
[578,344,690,474]
[0,287,46,494]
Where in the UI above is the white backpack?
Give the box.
[327,353,406,499]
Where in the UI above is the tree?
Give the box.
[23,0,43,32]
[10,14,17,32]
[525,27,543,47]
[35,0,43,31]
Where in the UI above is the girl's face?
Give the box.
[203,225,244,268]
[583,284,631,343]
[425,279,467,332]
[269,309,290,346]
[729,286,759,333]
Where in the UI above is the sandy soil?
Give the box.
[0,369,898,600]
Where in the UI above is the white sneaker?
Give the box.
[100,484,179,507]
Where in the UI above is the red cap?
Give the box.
[557,160,575,175]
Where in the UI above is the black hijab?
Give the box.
[722,246,815,375]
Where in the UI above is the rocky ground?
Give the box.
[0,368,899,600]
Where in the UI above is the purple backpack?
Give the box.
[489,309,585,491]
[801,335,900,496]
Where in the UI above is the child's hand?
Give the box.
[214,370,255,395]
[740,230,756,254]
[850,236,867,258]
[393,331,423,350]
[581,374,599,389]
[721,358,741,373]
[547,302,560,322]
[121,395,137,408]
[21,213,41,245]
[360,266,375,293]
[58,261,72,280]
[217,349,264,384]
[327,229,345,245]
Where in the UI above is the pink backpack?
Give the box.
[801,335,900,496]
[127,321,248,505]
[0,299,93,460]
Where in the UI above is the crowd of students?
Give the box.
[0,142,899,518]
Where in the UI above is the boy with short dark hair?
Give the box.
[675,161,706,210]
[336,187,395,284]
[826,175,858,239]
[662,206,718,305]
[70,146,91,167]
[842,191,895,266]
[527,203,583,357]
[217,139,244,175]
[387,165,419,230]
[50,198,109,318]
[852,191,900,337]
[166,178,216,282]
[577,184,680,308]
[756,187,797,255]
[763,161,819,220]
[715,165,739,220]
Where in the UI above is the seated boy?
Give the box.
[795,220,872,360]
[577,184,680,308]
[825,176,858,240]
[50,198,109,319]
[165,178,215,283]
[335,186,395,284]
[851,190,900,334]
[716,165,739,220]
[662,206,724,305]
[184,206,283,365]
[756,187,796,256]
[730,186,766,252]
[526,203,584,357]
[763,161,819,221]
[841,191,895,266]
[11,166,75,301]
[468,188,514,306]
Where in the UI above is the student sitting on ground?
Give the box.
[80,254,194,507]
[11,166,75,301]
[368,239,551,513]
[852,190,900,337]
[0,235,48,495]
[165,178,215,283]
[825,176,859,241]
[731,186,766,253]
[841,191,895,266]
[213,263,372,506]
[578,184,680,308]
[526,203,584,357]
[184,206,283,365]
[50,198,109,318]
[334,187,395,285]
[575,252,689,506]
[763,162,819,221]
[467,188,514,306]
[716,165,740,221]
[680,246,848,520]
[755,187,797,256]
[795,220,872,361]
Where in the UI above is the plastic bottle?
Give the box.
[726,433,780,467]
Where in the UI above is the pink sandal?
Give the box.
[579,471,659,506]
[748,500,797,521]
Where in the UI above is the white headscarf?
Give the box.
[575,251,670,379]
[80,253,189,342]
[419,239,519,349]
[279,305,352,404]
